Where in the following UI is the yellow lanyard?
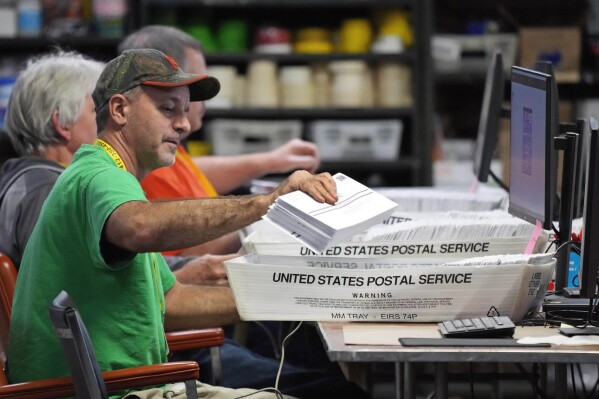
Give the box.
[94,139,127,171]
[94,139,164,317]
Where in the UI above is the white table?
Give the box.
[317,322,599,399]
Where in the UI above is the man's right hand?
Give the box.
[267,138,320,174]
[269,170,338,205]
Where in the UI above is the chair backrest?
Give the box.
[0,129,18,181]
[0,253,17,369]
[48,291,108,399]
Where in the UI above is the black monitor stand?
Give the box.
[573,119,587,218]
[559,120,586,219]
[553,132,579,294]
[557,297,599,336]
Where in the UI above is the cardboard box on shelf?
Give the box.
[518,27,581,83]
[432,34,518,75]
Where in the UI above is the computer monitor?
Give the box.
[508,66,555,230]
[473,51,504,184]
[578,117,599,298]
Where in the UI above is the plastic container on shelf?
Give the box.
[254,25,292,54]
[328,60,369,107]
[92,0,126,38]
[186,23,217,53]
[218,19,247,52]
[279,66,314,108]
[312,63,330,107]
[0,2,17,37]
[294,41,333,54]
[18,0,41,37]
[234,74,246,108]
[363,67,375,107]
[376,62,413,107]
[379,8,413,48]
[338,18,372,53]
[0,76,16,128]
[294,27,333,54]
[296,27,329,43]
[371,35,404,53]
[205,65,237,109]
[246,60,279,108]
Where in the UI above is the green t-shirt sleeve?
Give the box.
[158,254,176,292]
[85,167,148,269]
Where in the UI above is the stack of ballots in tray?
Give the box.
[244,209,549,260]
[263,173,398,253]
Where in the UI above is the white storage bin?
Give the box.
[309,119,403,161]
[208,119,302,155]
[432,34,518,74]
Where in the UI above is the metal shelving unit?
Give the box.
[204,108,415,119]
[139,0,434,187]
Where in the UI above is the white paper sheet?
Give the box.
[264,173,398,253]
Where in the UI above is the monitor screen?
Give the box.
[579,117,599,298]
[473,51,504,183]
[508,66,555,230]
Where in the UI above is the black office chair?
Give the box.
[48,290,199,399]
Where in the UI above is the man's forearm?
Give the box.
[105,170,336,254]
[106,194,271,253]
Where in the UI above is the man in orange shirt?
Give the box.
[120,26,320,258]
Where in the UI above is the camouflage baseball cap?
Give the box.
[92,48,220,111]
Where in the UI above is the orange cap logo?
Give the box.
[164,55,179,71]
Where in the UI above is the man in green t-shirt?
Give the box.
[8,48,338,398]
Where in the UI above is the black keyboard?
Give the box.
[438,316,516,338]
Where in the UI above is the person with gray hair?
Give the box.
[0,51,104,267]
